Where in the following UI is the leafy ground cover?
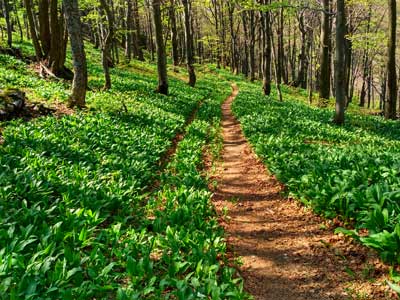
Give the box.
[0,42,246,298]
[117,87,246,300]
[232,81,400,265]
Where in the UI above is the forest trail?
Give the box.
[211,85,391,300]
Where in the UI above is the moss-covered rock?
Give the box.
[0,88,26,119]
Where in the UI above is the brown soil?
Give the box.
[211,84,396,300]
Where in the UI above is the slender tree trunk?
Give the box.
[125,0,133,61]
[111,0,118,64]
[385,0,397,119]
[11,1,22,42]
[260,0,271,96]
[367,65,372,109]
[133,0,144,61]
[319,0,331,100]
[38,0,51,56]
[169,0,179,66]
[295,13,308,89]
[359,52,370,108]
[211,0,221,68]
[48,0,68,77]
[278,6,287,84]
[308,28,314,104]
[99,0,114,90]
[145,0,155,61]
[270,15,283,102]
[359,8,371,107]
[63,0,87,108]
[334,0,346,125]
[344,18,353,107]
[249,10,256,81]
[2,0,12,47]
[380,69,387,110]
[241,12,249,77]
[182,0,196,87]
[152,0,168,94]
[24,0,43,59]
[228,2,237,74]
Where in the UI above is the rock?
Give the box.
[0,88,26,119]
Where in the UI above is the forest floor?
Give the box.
[211,85,396,300]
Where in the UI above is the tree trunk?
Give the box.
[295,12,308,89]
[125,0,133,61]
[99,0,114,90]
[260,0,271,96]
[133,0,144,61]
[219,1,226,68]
[24,0,43,59]
[278,6,287,84]
[344,17,353,107]
[211,0,221,68]
[270,15,283,102]
[228,2,237,74]
[169,0,179,66]
[241,11,249,77]
[319,0,331,100]
[38,0,51,56]
[152,0,168,95]
[334,0,346,125]
[145,0,155,61]
[385,0,397,119]
[63,0,87,108]
[249,10,256,82]
[2,0,12,47]
[182,0,196,87]
[308,28,314,104]
[48,0,68,77]
[359,8,371,107]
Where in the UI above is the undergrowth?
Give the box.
[0,40,247,298]
[232,80,400,266]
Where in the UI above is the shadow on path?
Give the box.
[211,84,392,300]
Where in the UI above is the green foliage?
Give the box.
[119,89,247,299]
[0,54,69,102]
[232,81,400,265]
[0,39,246,297]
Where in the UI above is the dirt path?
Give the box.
[211,84,393,300]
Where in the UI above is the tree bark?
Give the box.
[169,0,179,67]
[344,16,353,107]
[2,0,12,47]
[24,0,43,59]
[152,0,168,95]
[63,0,87,108]
[334,0,346,125]
[319,0,331,100]
[99,0,115,90]
[359,9,371,107]
[260,0,271,96]
[278,5,286,84]
[385,0,397,119]
[182,0,196,87]
[270,14,283,102]
[249,10,256,81]
[211,0,221,68]
[48,0,68,77]
[227,2,237,73]
[38,0,51,56]
[125,0,133,61]
[241,11,249,77]
[295,12,309,89]
[133,0,144,61]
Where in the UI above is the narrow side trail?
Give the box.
[211,85,391,300]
